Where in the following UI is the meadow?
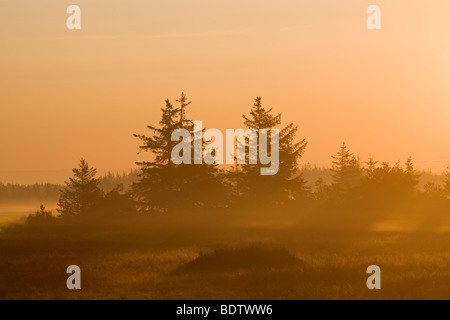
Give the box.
[1,146,448,300]
[0,212,26,226]
[0,208,34,227]
[2,210,450,300]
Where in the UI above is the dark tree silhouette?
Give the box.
[364,157,378,181]
[235,97,308,206]
[175,93,228,211]
[314,177,330,201]
[132,99,180,213]
[375,160,420,194]
[26,204,53,225]
[0,182,60,203]
[423,181,444,197]
[132,93,226,213]
[92,185,138,217]
[404,157,420,188]
[445,164,450,195]
[57,159,103,217]
[331,143,362,190]
[176,92,193,130]
[99,169,139,193]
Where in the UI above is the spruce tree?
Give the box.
[331,143,363,189]
[132,94,227,213]
[57,159,103,217]
[176,93,228,210]
[176,92,193,130]
[404,157,420,189]
[131,99,180,213]
[364,157,378,181]
[235,97,308,206]
[27,204,53,224]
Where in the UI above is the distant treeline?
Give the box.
[0,170,139,204]
[0,183,60,204]
[97,170,140,193]
[0,166,446,205]
[300,164,447,191]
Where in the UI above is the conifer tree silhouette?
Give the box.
[364,157,379,181]
[132,94,227,213]
[176,92,193,130]
[26,204,54,225]
[235,97,308,206]
[404,157,421,188]
[57,159,103,217]
[331,143,362,190]
[175,93,228,210]
[132,99,180,213]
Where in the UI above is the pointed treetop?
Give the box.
[243,97,281,129]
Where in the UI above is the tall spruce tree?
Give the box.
[235,97,308,206]
[131,99,180,213]
[331,143,363,190]
[132,94,227,213]
[404,157,420,189]
[176,93,228,210]
[57,159,103,217]
[176,92,193,131]
[364,157,378,181]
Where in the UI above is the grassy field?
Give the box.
[0,212,28,226]
[1,212,450,300]
[0,204,57,226]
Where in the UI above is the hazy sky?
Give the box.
[1,0,450,182]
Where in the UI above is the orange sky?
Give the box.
[1,0,450,182]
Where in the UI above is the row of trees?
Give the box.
[0,172,138,204]
[52,93,450,219]
[0,183,60,203]
[128,93,307,214]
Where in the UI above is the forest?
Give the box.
[1,93,450,300]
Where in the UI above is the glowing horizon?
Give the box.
[1,0,449,176]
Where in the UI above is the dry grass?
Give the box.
[0,212,28,227]
[2,216,450,300]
